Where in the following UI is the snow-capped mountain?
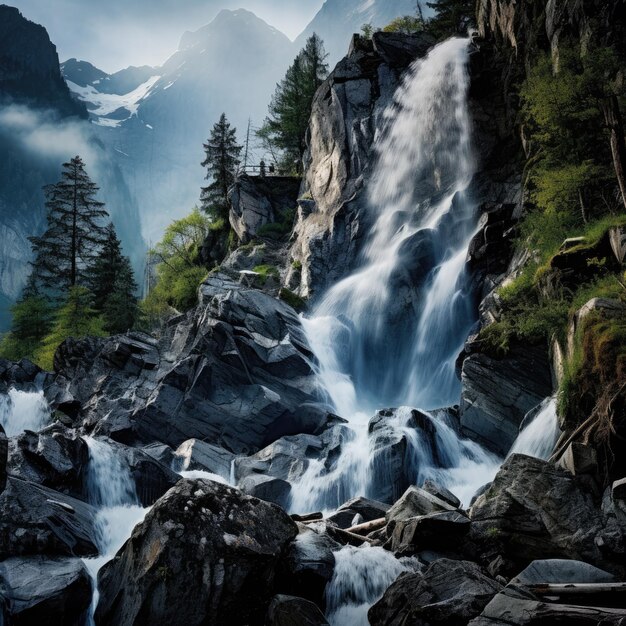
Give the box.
[64,9,293,241]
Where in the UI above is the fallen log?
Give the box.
[527,582,626,596]
[327,525,376,546]
[345,517,386,535]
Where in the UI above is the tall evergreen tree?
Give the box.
[426,0,475,37]
[87,222,138,332]
[200,114,242,221]
[259,34,329,169]
[29,156,109,292]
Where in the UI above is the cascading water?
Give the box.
[293,37,497,514]
[509,396,560,460]
[0,388,50,436]
[83,437,148,625]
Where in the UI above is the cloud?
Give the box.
[0,104,98,167]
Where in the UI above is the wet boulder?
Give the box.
[95,479,298,626]
[469,454,626,576]
[369,559,503,626]
[0,556,92,626]
[460,343,553,455]
[0,477,99,558]
[386,485,457,532]
[0,423,7,493]
[174,438,235,479]
[7,424,88,498]
[277,523,340,608]
[266,594,329,626]
[388,510,471,555]
[240,473,291,507]
[327,497,390,529]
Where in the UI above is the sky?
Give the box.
[11,0,324,73]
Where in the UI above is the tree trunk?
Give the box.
[601,94,626,211]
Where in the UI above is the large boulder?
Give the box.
[469,455,625,575]
[327,497,390,529]
[7,424,88,498]
[174,438,235,479]
[460,344,553,455]
[95,479,298,626]
[369,559,503,626]
[277,523,339,609]
[386,485,457,532]
[0,556,92,626]
[0,477,99,558]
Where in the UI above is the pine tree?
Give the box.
[29,156,109,292]
[200,114,242,221]
[87,223,138,332]
[426,0,475,37]
[259,34,329,170]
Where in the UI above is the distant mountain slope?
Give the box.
[0,5,144,330]
[296,0,432,64]
[64,9,294,241]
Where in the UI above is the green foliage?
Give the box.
[259,34,329,169]
[200,114,242,221]
[257,208,296,240]
[383,16,424,34]
[144,209,212,316]
[0,295,54,362]
[278,288,306,311]
[291,260,302,270]
[34,287,106,371]
[521,47,620,221]
[29,155,109,291]
[252,264,279,285]
[87,223,138,333]
[360,23,375,39]
[426,0,475,38]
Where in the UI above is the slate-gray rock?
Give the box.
[276,523,339,609]
[0,477,99,558]
[54,275,325,455]
[327,497,390,529]
[95,478,298,626]
[0,556,92,626]
[470,454,625,576]
[0,423,7,493]
[369,559,503,626]
[460,343,553,455]
[240,473,291,507]
[7,424,88,498]
[389,510,471,555]
[265,594,329,626]
[174,438,235,479]
[386,485,456,532]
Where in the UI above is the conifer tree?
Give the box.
[200,114,242,221]
[87,223,138,332]
[426,0,475,37]
[259,34,329,169]
[29,156,109,291]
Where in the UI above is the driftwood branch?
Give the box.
[345,517,386,535]
[528,582,626,596]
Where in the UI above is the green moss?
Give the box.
[257,208,297,240]
[291,260,302,270]
[278,288,307,311]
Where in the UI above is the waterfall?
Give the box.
[325,545,419,625]
[509,396,560,460]
[83,437,147,625]
[0,388,50,436]
[293,38,493,513]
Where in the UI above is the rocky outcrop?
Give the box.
[469,454,625,576]
[0,556,92,626]
[228,175,300,244]
[369,559,503,626]
[289,33,436,298]
[460,343,553,455]
[54,274,329,455]
[95,479,298,626]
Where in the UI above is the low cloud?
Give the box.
[0,104,98,166]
